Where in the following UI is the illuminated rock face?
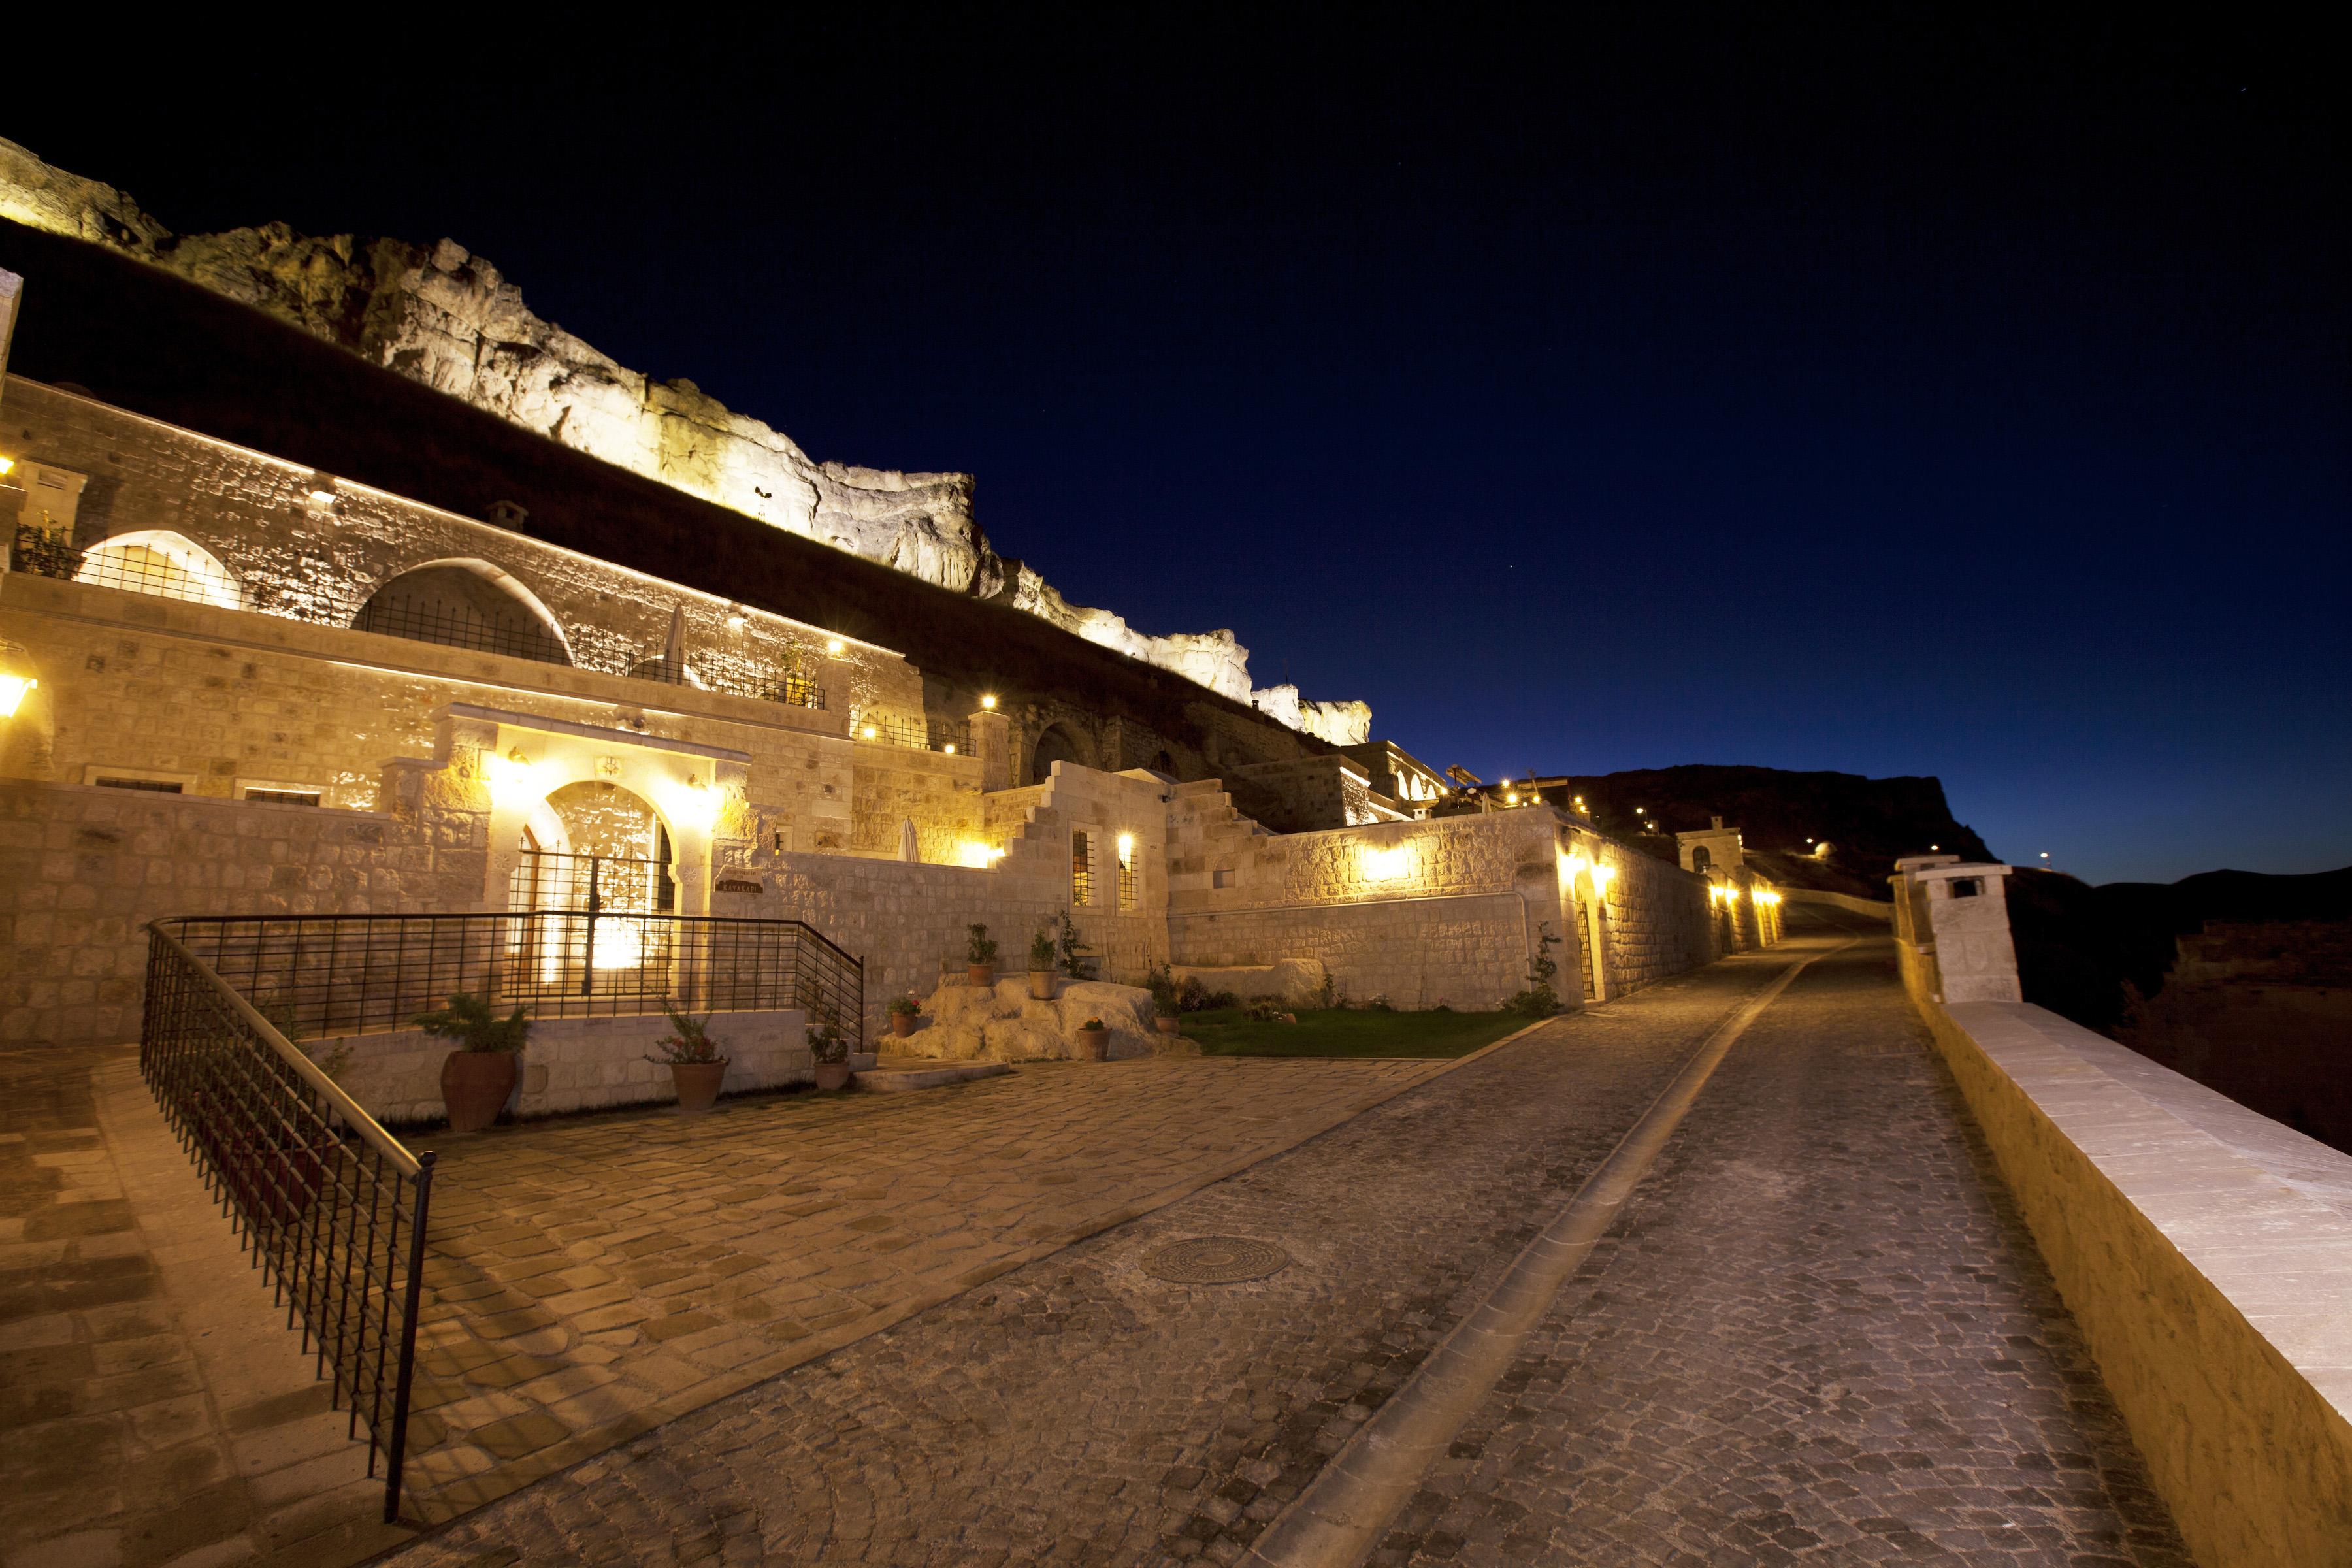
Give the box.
[0,139,1365,734]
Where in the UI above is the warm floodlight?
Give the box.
[864,725,878,739]
[825,638,845,655]
[0,455,14,478]
[0,674,34,719]
[981,694,998,710]
[943,743,956,755]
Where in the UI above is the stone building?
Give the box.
[0,222,1780,1115]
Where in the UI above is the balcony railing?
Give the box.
[853,711,972,755]
[140,922,433,1524]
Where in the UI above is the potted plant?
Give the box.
[1145,962,1183,1034]
[1027,927,1057,999]
[887,994,921,1037]
[647,998,729,1115]
[1073,1017,1109,1061]
[809,1006,853,1090]
[413,992,529,1134]
[966,923,999,988]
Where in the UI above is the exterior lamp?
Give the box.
[0,642,36,719]
[864,725,879,739]
[1116,832,1135,860]
[825,638,845,655]
[943,743,956,755]
[0,455,15,478]
[981,694,998,710]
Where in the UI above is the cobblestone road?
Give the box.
[380,936,2188,1567]
[1382,939,2190,1566]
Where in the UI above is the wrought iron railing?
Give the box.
[159,911,866,1050]
[852,711,972,755]
[510,850,675,916]
[140,921,433,1524]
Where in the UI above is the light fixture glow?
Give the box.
[1360,843,1411,881]
[864,725,878,738]
[825,638,845,655]
[957,840,1007,868]
[981,694,998,710]
[943,743,956,755]
[307,488,336,507]
[0,675,35,719]
[0,455,15,478]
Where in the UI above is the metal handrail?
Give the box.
[149,921,423,1177]
[140,920,434,1524]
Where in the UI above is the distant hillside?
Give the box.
[2010,864,2352,1030]
[1553,764,1991,896]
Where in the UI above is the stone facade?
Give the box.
[0,139,1370,734]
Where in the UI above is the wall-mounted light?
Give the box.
[981,694,998,710]
[825,638,845,656]
[958,840,1007,868]
[0,642,37,719]
[943,743,956,755]
[0,455,15,478]
[864,725,879,740]
[1360,842,1411,881]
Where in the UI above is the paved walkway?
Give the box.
[380,934,2187,1565]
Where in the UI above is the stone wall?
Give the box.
[329,1009,811,1126]
[3,376,930,730]
[0,779,483,1046]
[848,743,985,863]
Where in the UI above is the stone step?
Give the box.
[854,1060,1015,1094]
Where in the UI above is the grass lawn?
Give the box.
[1181,1006,1535,1059]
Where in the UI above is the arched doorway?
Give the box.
[1030,723,1084,784]
[514,781,675,915]
[354,559,572,665]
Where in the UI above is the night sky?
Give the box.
[12,14,2345,885]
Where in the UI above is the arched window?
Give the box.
[353,559,572,665]
[74,530,242,610]
[1691,845,1712,874]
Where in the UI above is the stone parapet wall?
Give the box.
[1908,981,2352,1568]
[848,743,985,862]
[0,779,483,1046]
[327,1009,811,1125]
[1,378,929,728]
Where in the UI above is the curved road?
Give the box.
[380,930,2190,1567]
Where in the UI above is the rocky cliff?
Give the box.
[0,139,1369,743]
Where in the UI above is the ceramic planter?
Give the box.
[813,1060,853,1091]
[669,1059,727,1115]
[1028,971,1055,1000]
[441,1050,517,1133]
[890,1011,917,1037]
[1073,1028,1109,1062]
[967,964,997,988]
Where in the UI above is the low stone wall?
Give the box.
[1905,979,2352,1567]
[329,1008,811,1124]
[1171,892,1529,1010]
[1777,887,1891,920]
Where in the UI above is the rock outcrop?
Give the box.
[895,978,1167,1062]
[0,139,1367,734]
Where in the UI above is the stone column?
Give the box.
[972,708,1011,792]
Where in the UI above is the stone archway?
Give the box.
[1030,723,1085,785]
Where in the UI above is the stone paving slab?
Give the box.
[374,938,2189,1566]
[0,1047,408,1568]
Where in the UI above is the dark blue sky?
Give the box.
[18,12,2347,884]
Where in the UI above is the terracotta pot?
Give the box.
[670,1059,728,1115]
[1073,1028,1109,1062]
[440,1050,517,1134]
[890,1011,917,1037]
[1155,1015,1181,1035]
[1028,970,1055,1000]
[967,964,997,988]
[813,1060,853,1091]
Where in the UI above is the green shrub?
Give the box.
[966,923,998,965]
[646,998,725,1065]
[411,992,529,1053]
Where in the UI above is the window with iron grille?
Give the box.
[244,787,323,807]
[96,776,183,793]
[1072,830,1093,906]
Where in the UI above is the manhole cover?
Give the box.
[1144,1236,1291,1284]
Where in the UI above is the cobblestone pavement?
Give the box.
[1381,940,2191,1567]
[399,1050,1458,1522]
[379,936,2190,1567]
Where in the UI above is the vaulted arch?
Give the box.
[353,558,573,665]
[75,529,242,610]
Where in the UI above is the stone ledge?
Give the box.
[1921,994,2352,1568]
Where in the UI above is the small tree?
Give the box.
[966,923,999,966]
[807,1005,849,1065]
[1028,926,1057,972]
